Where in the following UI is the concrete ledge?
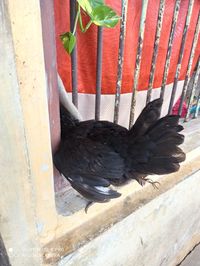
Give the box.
[42,145,200,265]
[58,169,200,266]
[178,242,200,266]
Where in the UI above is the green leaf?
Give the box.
[76,0,92,14]
[89,0,104,9]
[77,0,104,14]
[60,32,76,54]
[90,5,120,28]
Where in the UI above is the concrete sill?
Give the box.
[43,118,200,265]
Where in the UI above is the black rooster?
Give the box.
[54,99,185,209]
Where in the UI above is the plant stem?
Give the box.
[84,20,93,32]
[72,4,80,35]
[78,4,84,31]
[78,4,93,33]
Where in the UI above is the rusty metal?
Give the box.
[185,57,200,121]
[70,0,78,108]
[194,87,200,118]
[168,0,194,114]
[146,0,165,104]
[95,27,103,121]
[129,0,149,128]
[194,58,200,118]
[113,0,128,124]
[178,12,200,115]
[159,0,181,100]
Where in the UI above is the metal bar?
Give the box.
[129,0,149,128]
[185,57,200,121]
[113,0,128,124]
[70,0,78,108]
[95,26,103,120]
[168,0,194,114]
[159,0,181,100]
[146,0,165,104]
[178,12,200,115]
[194,83,200,118]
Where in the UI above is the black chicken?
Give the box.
[54,99,185,209]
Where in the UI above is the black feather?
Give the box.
[54,100,185,203]
[129,98,163,137]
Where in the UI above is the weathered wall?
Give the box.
[0,1,42,265]
[0,0,57,265]
[59,170,200,266]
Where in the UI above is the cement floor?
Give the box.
[180,244,200,266]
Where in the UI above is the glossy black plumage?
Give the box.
[54,98,185,203]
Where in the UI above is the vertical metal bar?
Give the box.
[129,0,149,128]
[146,0,165,104]
[159,0,181,100]
[178,12,200,115]
[194,85,200,119]
[113,0,128,124]
[70,0,78,108]
[95,27,103,120]
[185,57,200,121]
[168,0,194,114]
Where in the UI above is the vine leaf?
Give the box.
[60,32,76,54]
[60,1,120,55]
[77,0,104,14]
[90,6,120,28]
[89,0,104,9]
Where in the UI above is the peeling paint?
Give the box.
[178,13,200,115]
[194,90,200,119]
[168,0,195,114]
[113,0,128,124]
[146,0,165,104]
[185,57,200,120]
[160,0,181,100]
[129,0,149,128]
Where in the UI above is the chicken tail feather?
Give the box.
[127,114,185,178]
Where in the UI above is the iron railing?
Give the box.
[69,1,200,126]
